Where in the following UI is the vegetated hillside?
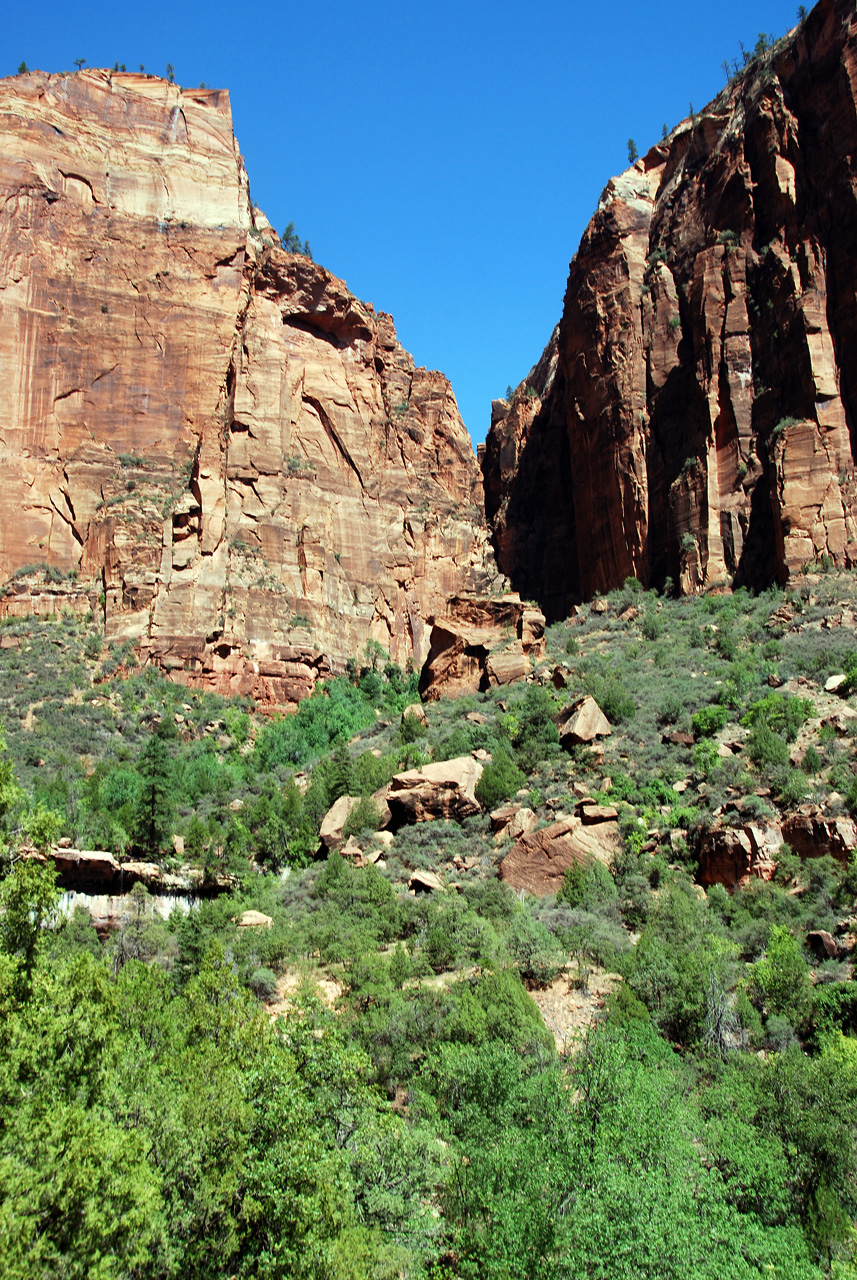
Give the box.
[0,68,499,710]
[1,572,857,1276]
[484,0,857,617]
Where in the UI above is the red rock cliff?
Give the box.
[484,0,857,617]
[0,70,501,705]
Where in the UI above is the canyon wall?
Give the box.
[484,0,857,617]
[0,70,500,705]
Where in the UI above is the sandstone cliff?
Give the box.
[484,0,857,616]
[0,70,500,705]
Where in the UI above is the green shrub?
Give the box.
[505,912,565,985]
[475,750,525,811]
[691,705,730,737]
[747,722,790,769]
[558,857,617,910]
[342,795,382,840]
[248,967,278,1000]
[741,692,813,742]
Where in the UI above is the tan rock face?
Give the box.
[0,70,500,709]
[483,0,857,613]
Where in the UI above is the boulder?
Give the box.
[492,806,538,843]
[237,910,273,928]
[490,803,522,833]
[409,869,444,893]
[555,695,612,746]
[318,795,361,851]
[825,674,848,693]
[579,803,618,823]
[499,813,619,896]
[806,929,838,960]
[386,756,483,825]
[402,703,427,726]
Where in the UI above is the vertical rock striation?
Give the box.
[484,0,857,616]
[0,70,500,706]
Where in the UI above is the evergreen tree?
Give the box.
[133,734,175,857]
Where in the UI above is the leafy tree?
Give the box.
[749,924,812,1027]
[0,857,59,992]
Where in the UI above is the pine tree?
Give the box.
[133,734,175,857]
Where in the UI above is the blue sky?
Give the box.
[6,0,800,444]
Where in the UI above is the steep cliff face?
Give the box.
[0,70,500,705]
[484,0,857,616]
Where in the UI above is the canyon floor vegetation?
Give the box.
[1,571,857,1277]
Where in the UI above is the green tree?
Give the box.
[0,858,59,992]
[132,734,175,857]
[627,138,639,163]
[281,221,313,258]
[749,924,812,1027]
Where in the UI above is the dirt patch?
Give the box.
[530,968,620,1053]
[266,967,344,1018]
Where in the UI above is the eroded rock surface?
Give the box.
[696,822,783,890]
[418,595,545,700]
[0,69,500,709]
[484,0,857,613]
[498,813,619,896]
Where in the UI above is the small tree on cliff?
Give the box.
[627,138,639,164]
[281,222,313,258]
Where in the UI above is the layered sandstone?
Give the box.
[0,69,500,707]
[484,0,857,614]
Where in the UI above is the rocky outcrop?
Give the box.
[0,69,501,709]
[781,810,857,865]
[418,595,545,700]
[697,808,857,888]
[43,845,231,894]
[484,0,857,614]
[696,822,783,890]
[498,813,619,896]
[386,756,483,825]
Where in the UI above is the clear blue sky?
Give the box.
[7,0,800,444]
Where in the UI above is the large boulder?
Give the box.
[386,756,483,825]
[555,696,612,747]
[499,813,619,896]
[419,596,545,700]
